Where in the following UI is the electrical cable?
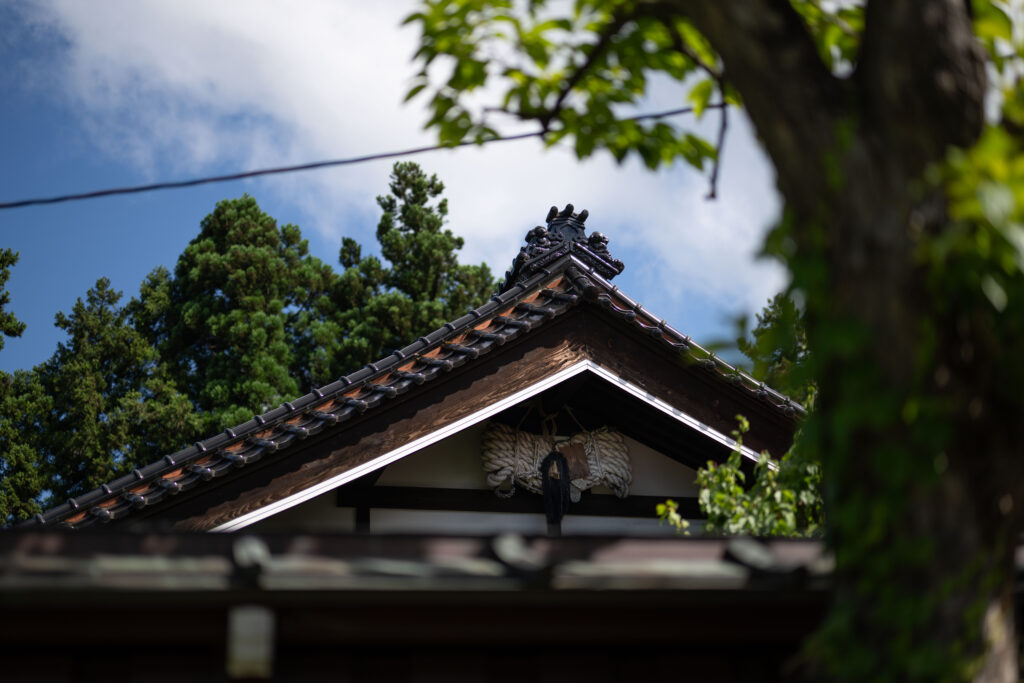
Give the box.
[0,104,723,211]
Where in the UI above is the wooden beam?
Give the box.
[355,506,371,533]
[336,485,704,519]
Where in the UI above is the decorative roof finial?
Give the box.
[499,205,624,292]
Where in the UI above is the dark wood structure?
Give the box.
[0,531,829,682]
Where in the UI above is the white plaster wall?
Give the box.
[377,423,491,489]
[619,435,700,496]
[378,423,700,496]
[368,510,697,536]
[370,509,550,535]
[250,492,356,532]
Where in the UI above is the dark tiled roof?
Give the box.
[26,205,804,530]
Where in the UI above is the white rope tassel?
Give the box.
[570,427,631,498]
[481,422,631,500]
[481,423,546,496]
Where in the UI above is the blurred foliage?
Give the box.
[696,296,823,536]
[737,293,815,407]
[670,294,823,538]
[694,294,823,538]
[655,498,689,534]
[405,0,724,169]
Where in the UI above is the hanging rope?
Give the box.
[494,405,534,498]
[540,450,570,525]
[567,428,632,498]
[481,419,632,502]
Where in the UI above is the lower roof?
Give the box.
[0,530,831,594]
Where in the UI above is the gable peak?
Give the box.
[500,204,624,293]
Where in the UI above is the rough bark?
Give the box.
[669,0,1018,679]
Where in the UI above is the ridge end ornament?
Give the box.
[499,204,625,293]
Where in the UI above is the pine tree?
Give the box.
[0,249,26,350]
[306,162,493,380]
[376,161,493,321]
[144,195,334,430]
[0,370,48,523]
[736,293,813,406]
[0,249,44,522]
[38,278,200,503]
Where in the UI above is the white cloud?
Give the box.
[28,0,786,330]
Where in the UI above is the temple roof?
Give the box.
[25,205,804,530]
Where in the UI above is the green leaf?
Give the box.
[687,79,714,119]
[978,181,1015,225]
[981,274,1008,311]
[404,82,428,103]
[972,0,1013,43]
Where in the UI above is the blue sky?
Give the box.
[0,0,785,375]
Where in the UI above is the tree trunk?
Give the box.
[677,0,1022,679]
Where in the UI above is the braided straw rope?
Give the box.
[481,422,631,502]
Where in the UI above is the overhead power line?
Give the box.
[0,104,723,211]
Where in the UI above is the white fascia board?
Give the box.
[211,360,762,532]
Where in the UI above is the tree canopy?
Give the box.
[134,196,333,431]
[0,161,493,523]
[406,0,1024,679]
[0,250,41,521]
[300,162,493,382]
[737,292,814,407]
[0,249,26,352]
